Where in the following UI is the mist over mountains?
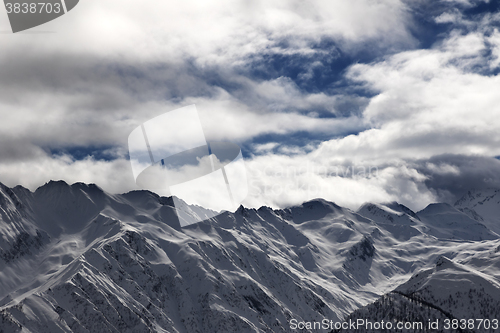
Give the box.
[0,181,499,332]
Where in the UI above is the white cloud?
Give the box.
[336,31,500,162]
[488,28,500,69]
[0,152,137,194]
[425,162,461,175]
[440,0,490,7]
[236,26,500,210]
[242,152,436,211]
[0,0,414,64]
[435,10,464,24]
[253,142,279,154]
[0,0,499,212]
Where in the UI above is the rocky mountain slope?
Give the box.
[0,181,498,332]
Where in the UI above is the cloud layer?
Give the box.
[0,0,499,211]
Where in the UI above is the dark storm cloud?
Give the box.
[0,52,218,109]
[414,154,500,204]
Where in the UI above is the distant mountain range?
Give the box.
[0,181,499,332]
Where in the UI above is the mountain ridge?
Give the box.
[0,180,499,332]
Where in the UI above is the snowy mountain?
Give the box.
[0,181,499,332]
[454,189,500,234]
[334,252,500,333]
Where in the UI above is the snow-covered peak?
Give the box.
[0,183,43,257]
[280,198,344,223]
[342,248,500,331]
[453,188,500,235]
[357,202,418,225]
[0,181,499,332]
[120,189,165,209]
[417,202,456,215]
[416,202,498,241]
[454,188,500,208]
[34,179,71,194]
[384,202,420,220]
[398,254,500,294]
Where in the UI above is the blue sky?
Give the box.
[0,0,500,210]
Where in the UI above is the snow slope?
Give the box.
[454,189,500,234]
[0,181,498,332]
[336,250,500,333]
